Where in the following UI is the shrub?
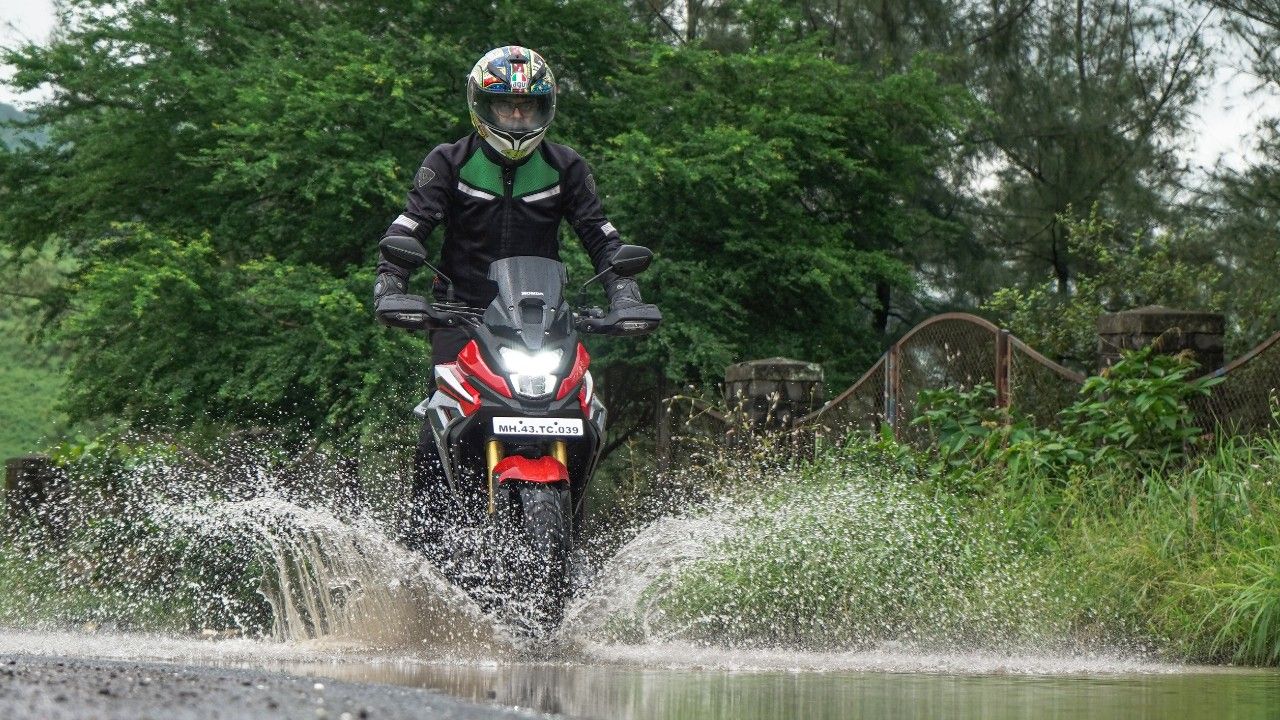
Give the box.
[912,346,1219,490]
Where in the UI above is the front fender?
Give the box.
[494,455,569,484]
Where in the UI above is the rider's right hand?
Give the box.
[374,272,407,307]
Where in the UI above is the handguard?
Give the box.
[375,293,433,329]
[577,303,662,336]
[376,294,482,330]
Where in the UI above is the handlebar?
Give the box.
[374,294,479,330]
[376,294,661,336]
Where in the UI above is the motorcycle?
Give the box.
[375,235,661,630]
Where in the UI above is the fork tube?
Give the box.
[486,439,503,515]
[551,440,568,467]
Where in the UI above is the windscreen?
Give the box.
[483,256,571,351]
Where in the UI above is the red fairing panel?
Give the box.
[458,340,512,398]
[556,342,590,401]
[436,363,482,415]
[494,455,569,484]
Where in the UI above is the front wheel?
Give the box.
[513,482,572,631]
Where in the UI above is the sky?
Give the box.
[0,0,54,108]
[1,0,1277,173]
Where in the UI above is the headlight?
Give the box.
[499,348,563,398]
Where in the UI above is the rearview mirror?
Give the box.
[608,245,653,277]
[379,234,457,302]
[380,235,429,270]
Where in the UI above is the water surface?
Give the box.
[278,658,1280,720]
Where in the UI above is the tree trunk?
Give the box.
[655,367,671,474]
[874,279,892,336]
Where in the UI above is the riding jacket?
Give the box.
[377,133,624,309]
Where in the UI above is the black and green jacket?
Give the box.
[378,133,623,308]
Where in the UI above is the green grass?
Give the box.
[1039,434,1280,664]
[0,315,66,460]
[607,433,1280,664]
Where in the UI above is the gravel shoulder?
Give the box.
[0,654,550,720]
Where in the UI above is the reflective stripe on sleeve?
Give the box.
[392,214,420,231]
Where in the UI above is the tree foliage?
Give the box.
[1198,0,1280,349]
[592,46,974,388]
[0,0,1270,458]
[968,0,1209,293]
[983,205,1222,367]
[56,224,425,446]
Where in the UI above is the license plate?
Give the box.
[492,417,584,437]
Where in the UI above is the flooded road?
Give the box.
[279,660,1280,720]
[5,483,1278,718]
[4,629,1277,720]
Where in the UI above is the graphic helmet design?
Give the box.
[467,46,557,160]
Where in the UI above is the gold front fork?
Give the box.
[486,439,503,515]
[551,440,568,467]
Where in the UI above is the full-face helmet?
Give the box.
[467,46,557,160]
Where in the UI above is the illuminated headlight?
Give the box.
[499,348,563,398]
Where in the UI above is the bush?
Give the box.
[913,345,1220,491]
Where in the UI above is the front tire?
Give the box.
[514,482,572,631]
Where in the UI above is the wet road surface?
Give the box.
[0,654,547,720]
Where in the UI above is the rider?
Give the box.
[374,45,646,364]
[373,46,647,545]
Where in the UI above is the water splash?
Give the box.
[560,512,739,642]
[562,450,1107,660]
[1,435,1152,673]
[157,497,511,656]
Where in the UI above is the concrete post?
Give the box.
[4,454,59,528]
[724,357,825,430]
[1096,305,1225,372]
[724,358,825,460]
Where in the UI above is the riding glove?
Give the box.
[605,275,645,313]
[374,272,407,305]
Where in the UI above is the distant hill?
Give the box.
[1,102,47,147]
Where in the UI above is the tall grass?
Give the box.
[609,431,1280,664]
[1043,433,1280,663]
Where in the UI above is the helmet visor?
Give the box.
[473,91,554,135]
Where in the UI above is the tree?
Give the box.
[968,0,1210,294]
[588,45,975,393]
[1197,1,1280,349]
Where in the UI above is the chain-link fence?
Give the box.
[893,314,1002,445]
[675,314,1279,451]
[800,313,1086,446]
[806,357,885,444]
[1008,337,1085,427]
[1192,330,1280,435]
[796,314,1280,445]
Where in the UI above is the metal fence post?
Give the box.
[995,329,1011,410]
[884,345,899,438]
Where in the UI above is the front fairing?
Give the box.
[483,255,572,353]
[422,256,605,510]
